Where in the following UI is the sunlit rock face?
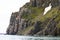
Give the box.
[7,0,60,36]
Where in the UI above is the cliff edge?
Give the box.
[6,0,60,36]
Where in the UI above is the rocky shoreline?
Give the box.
[6,0,60,36]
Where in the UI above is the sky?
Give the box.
[0,0,30,33]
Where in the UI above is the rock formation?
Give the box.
[30,0,60,7]
[6,0,60,36]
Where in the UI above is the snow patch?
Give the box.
[43,3,52,15]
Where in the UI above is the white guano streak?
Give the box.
[43,3,52,15]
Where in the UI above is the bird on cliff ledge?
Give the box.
[43,3,52,15]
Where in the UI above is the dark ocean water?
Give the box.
[0,35,60,40]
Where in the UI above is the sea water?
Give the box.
[0,35,60,40]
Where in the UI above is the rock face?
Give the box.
[7,12,19,34]
[6,0,60,36]
[30,0,60,7]
[7,8,32,35]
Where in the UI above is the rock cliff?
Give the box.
[6,0,60,36]
[30,0,60,7]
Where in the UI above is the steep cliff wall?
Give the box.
[6,0,60,36]
[30,0,60,7]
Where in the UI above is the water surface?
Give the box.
[0,35,60,40]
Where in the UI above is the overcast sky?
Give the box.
[0,0,30,33]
